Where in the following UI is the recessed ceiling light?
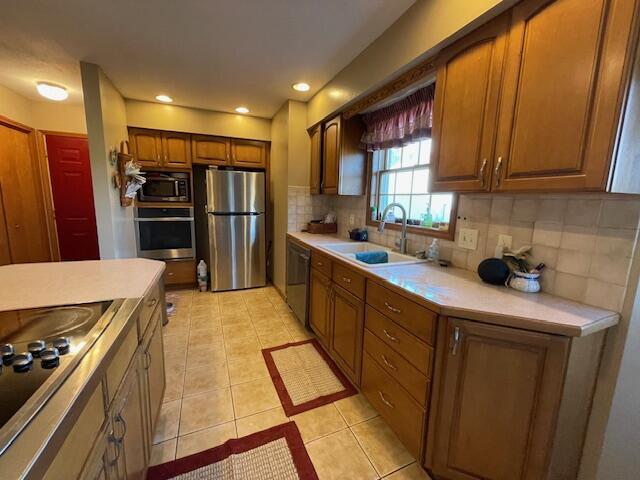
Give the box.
[36,82,68,101]
[235,106,249,114]
[292,82,310,92]
[155,94,173,103]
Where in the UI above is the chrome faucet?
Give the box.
[377,202,408,254]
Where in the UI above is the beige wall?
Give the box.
[81,62,136,259]
[0,83,86,133]
[287,101,310,187]
[307,0,513,126]
[125,99,271,140]
[270,102,289,293]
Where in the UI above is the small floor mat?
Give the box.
[147,422,318,480]
[262,339,357,416]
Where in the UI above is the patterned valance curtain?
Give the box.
[360,83,435,152]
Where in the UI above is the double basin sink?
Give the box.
[321,242,427,268]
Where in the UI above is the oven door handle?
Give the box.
[134,217,194,222]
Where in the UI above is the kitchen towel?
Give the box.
[355,251,388,264]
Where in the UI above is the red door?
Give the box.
[46,135,100,261]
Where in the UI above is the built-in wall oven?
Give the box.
[138,171,190,203]
[134,207,195,259]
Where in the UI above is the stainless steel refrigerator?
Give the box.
[194,168,266,291]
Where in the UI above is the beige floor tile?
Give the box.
[351,416,414,476]
[179,388,234,435]
[287,322,314,341]
[154,399,181,443]
[291,403,348,443]
[253,319,289,336]
[231,377,280,418]
[259,331,293,348]
[220,303,248,316]
[384,463,433,479]
[183,363,229,396]
[149,439,176,466]
[235,407,289,437]
[280,312,302,327]
[190,315,222,330]
[186,342,226,369]
[188,327,224,347]
[163,332,189,349]
[228,355,269,385]
[222,322,257,339]
[334,394,379,426]
[164,349,187,376]
[163,321,190,336]
[306,429,377,480]
[163,369,185,402]
[225,334,262,359]
[221,313,253,326]
[176,421,237,458]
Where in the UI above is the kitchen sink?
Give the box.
[322,243,427,268]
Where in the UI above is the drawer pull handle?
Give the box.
[316,261,323,266]
[148,298,158,307]
[378,391,395,408]
[167,272,175,276]
[381,354,397,371]
[341,276,352,284]
[383,329,398,342]
[384,302,401,314]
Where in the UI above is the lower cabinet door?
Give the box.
[111,355,148,480]
[80,422,119,480]
[309,268,331,348]
[329,284,364,385]
[428,318,569,480]
[143,309,166,441]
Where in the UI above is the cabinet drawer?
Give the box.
[139,280,161,337]
[106,324,138,403]
[164,259,195,286]
[364,329,429,405]
[361,352,424,458]
[366,280,436,344]
[365,305,433,376]
[332,262,365,300]
[311,250,332,277]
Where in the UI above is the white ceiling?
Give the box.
[0,0,415,118]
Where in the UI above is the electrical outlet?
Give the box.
[349,214,355,226]
[497,234,512,249]
[458,228,479,250]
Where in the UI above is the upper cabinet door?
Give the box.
[493,0,635,192]
[191,135,230,166]
[429,318,569,480]
[309,125,322,195]
[321,115,341,195]
[129,128,163,168]
[230,139,267,168]
[430,14,509,192]
[162,132,191,168]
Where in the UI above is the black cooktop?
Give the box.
[0,301,112,432]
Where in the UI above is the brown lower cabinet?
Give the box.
[309,268,332,349]
[163,259,196,288]
[329,284,364,385]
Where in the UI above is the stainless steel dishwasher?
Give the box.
[286,239,310,327]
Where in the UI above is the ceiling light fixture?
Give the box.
[235,106,249,114]
[155,94,173,103]
[36,82,68,101]
[292,82,310,92]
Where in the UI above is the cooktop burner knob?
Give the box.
[13,352,34,372]
[40,347,60,369]
[28,340,46,357]
[52,337,70,355]
[1,343,14,362]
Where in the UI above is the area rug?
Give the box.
[147,422,318,480]
[262,339,357,416]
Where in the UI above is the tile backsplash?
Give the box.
[287,188,640,313]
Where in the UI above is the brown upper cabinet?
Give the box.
[430,14,509,192]
[230,139,268,168]
[192,135,231,166]
[309,125,322,194]
[129,127,191,169]
[310,114,366,195]
[431,0,640,193]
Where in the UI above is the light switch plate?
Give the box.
[349,215,355,225]
[498,234,513,249]
[458,228,479,250]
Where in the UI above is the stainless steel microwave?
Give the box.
[138,171,190,203]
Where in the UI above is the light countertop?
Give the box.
[0,258,165,311]
[288,232,619,337]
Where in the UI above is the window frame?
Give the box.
[365,146,457,241]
